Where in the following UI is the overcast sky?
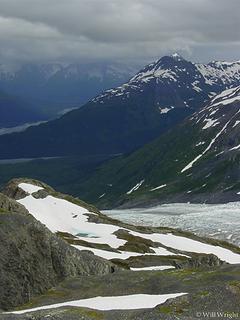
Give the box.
[0,0,239,65]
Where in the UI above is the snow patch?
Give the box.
[150,184,167,192]
[131,266,174,271]
[202,118,219,130]
[233,120,240,128]
[229,144,240,151]
[127,180,145,195]
[18,183,43,194]
[17,189,126,249]
[130,231,240,264]
[196,142,205,146]
[7,293,187,314]
[159,107,174,114]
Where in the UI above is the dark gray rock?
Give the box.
[2,178,53,200]
[0,193,28,215]
[0,194,116,311]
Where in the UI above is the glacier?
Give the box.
[104,202,240,246]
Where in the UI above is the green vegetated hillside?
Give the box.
[0,87,239,209]
[76,87,240,208]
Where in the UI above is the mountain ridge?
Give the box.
[92,54,240,106]
[1,54,240,159]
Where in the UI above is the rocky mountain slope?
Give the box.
[1,178,240,319]
[0,55,240,159]
[75,86,240,208]
[0,181,116,311]
[93,54,240,108]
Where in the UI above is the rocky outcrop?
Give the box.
[2,178,52,200]
[0,193,28,215]
[172,253,225,269]
[0,193,116,311]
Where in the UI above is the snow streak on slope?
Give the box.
[130,230,240,264]
[181,117,232,172]
[127,180,145,194]
[210,86,240,107]
[150,184,167,192]
[131,266,174,271]
[72,244,174,261]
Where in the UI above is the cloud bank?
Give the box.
[0,0,239,64]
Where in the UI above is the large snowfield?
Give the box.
[17,183,240,264]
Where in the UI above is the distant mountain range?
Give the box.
[78,86,240,208]
[0,54,240,159]
[0,62,137,121]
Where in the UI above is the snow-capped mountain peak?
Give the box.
[92,55,240,109]
[130,53,190,82]
[92,54,195,103]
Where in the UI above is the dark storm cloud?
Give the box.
[0,0,239,64]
